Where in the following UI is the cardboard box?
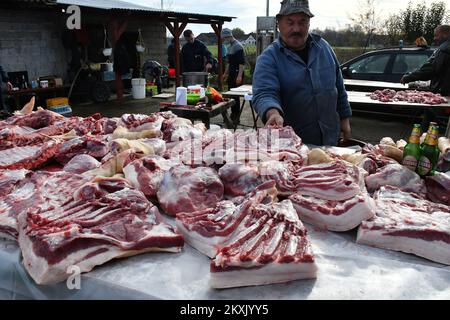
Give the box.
[54,78,63,87]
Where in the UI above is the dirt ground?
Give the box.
[71,90,416,145]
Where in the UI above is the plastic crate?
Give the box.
[49,105,72,116]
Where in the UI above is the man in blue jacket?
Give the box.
[252,0,352,146]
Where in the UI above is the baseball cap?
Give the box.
[277,0,314,18]
[221,28,233,39]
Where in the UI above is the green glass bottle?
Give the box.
[402,124,422,171]
[420,122,437,148]
[417,126,441,177]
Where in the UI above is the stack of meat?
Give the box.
[2,101,450,289]
[369,89,447,105]
[176,182,318,288]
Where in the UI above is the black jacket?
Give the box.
[404,39,450,96]
[181,39,213,73]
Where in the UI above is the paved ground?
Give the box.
[71,90,417,145]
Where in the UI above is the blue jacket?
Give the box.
[252,34,351,146]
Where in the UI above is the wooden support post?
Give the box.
[165,20,187,88]
[211,23,224,91]
[109,14,129,101]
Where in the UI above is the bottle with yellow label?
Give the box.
[417,125,440,177]
[402,124,422,171]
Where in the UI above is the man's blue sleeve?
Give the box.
[332,51,352,119]
[201,42,213,64]
[252,52,283,122]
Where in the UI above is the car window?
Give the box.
[349,54,391,74]
[392,53,430,74]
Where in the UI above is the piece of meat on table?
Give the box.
[63,154,101,174]
[357,186,450,265]
[0,140,61,170]
[18,178,184,285]
[365,163,426,195]
[157,165,224,216]
[54,135,110,165]
[0,169,30,197]
[176,181,278,258]
[218,163,262,198]
[292,161,366,201]
[123,155,180,198]
[289,192,375,232]
[425,173,450,206]
[0,171,90,240]
[210,199,317,289]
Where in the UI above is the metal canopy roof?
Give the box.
[7,0,235,23]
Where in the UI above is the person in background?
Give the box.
[401,25,450,130]
[167,38,177,69]
[0,64,13,111]
[221,42,228,75]
[415,36,429,48]
[252,0,352,146]
[221,28,246,124]
[181,30,213,73]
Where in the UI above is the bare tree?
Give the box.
[349,0,381,47]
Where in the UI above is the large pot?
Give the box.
[182,72,209,88]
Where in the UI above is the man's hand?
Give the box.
[205,63,212,72]
[340,118,352,142]
[6,81,13,92]
[235,75,243,86]
[400,76,408,85]
[265,108,284,127]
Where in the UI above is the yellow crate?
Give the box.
[46,97,69,108]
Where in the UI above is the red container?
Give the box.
[168,68,176,78]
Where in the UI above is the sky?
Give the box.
[134,0,450,35]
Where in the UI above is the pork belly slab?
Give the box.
[18,178,184,285]
[176,181,318,288]
[290,192,376,232]
[357,186,450,265]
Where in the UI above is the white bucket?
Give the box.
[131,78,146,100]
[176,87,187,105]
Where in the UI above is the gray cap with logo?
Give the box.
[277,0,314,18]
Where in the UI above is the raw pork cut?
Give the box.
[0,171,90,240]
[0,169,29,197]
[369,89,447,105]
[292,161,365,201]
[18,178,184,284]
[365,163,426,194]
[54,135,110,164]
[63,154,101,174]
[123,156,179,198]
[289,192,375,232]
[357,186,450,265]
[176,181,318,288]
[425,173,450,205]
[176,181,278,258]
[0,141,61,170]
[157,165,224,215]
[218,163,262,197]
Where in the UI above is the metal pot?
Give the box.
[182,72,209,88]
[100,63,113,72]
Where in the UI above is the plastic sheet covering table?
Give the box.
[2,216,450,300]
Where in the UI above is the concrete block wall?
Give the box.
[0,8,69,82]
[0,7,167,85]
[127,18,167,66]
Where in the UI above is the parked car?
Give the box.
[341,46,435,83]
